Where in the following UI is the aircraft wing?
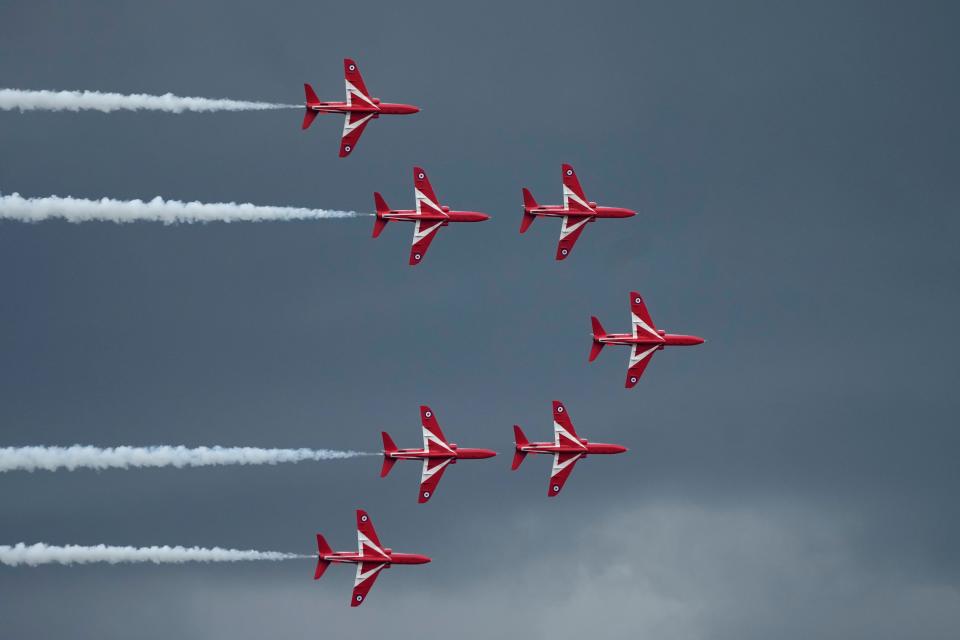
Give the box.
[630,292,661,340]
[552,401,585,448]
[351,560,388,607]
[626,344,658,388]
[413,167,446,216]
[344,58,376,108]
[561,164,593,212]
[548,451,583,497]
[418,457,453,503]
[339,112,374,157]
[421,405,454,453]
[409,219,444,265]
[356,510,389,558]
[556,215,593,260]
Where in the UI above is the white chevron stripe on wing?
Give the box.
[631,313,662,341]
[342,112,375,138]
[553,420,586,448]
[559,215,591,240]
[345,80,377,109]
[422,426,454,453]
[562,185,593,212]
[412,219,444,246]
[420,457,453,484]
[629,344,658,368]
[357,531,389,560]
[551,452,583,477]
[414,189,446,216]
[354,562,387,586]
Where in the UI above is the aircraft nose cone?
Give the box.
[475,212,491,222]
[615,445,628,454]
[480,449,497,458]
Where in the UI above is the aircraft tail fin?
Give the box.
[302,84,320,130]
[589,316,607,362]
[512,425,529,470]
[372,193,390,238]
[380,432,398,477]
[314,534,332,579]
[520,189,538,233]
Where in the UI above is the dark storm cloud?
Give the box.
[1,1,958,638]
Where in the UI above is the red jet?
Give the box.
[314,509,430,607]
[520,164,636,260]
[381,405,497,503]
[373,167,490,265]
[591,291,705,388]
[302,58,420,157]
[512,401,627,497]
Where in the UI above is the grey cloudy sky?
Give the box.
[1,1,958,638]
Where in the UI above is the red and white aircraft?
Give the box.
[520,164,636,260]
[381,405,497,503]
[302,58,420,157]
[512,401,627,497]
[373,167,490,265]
[591,291,705,388]
[314,509,430,607]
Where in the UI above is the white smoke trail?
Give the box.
[0,543,308,566]
[0,89,299,113]
[0,446,376,473]
[0,193,362,224]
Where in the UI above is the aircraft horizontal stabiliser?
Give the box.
[591,291,705,388]
[314,509,430,607]
[302,58,420,157]
[512,400,627,497]
[373,167,490,265]
[381,405,497,503]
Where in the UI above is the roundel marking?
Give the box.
[553,485,560,492]
[425,411,432,418]
[355,594,363,602]
[423,491,430,499]
[557,406,564,413]
[414,253,422,260]
[360,514,368,522]
[344,145,351,152]
[349,64,356,71]
[561,249,568,256]
[566,169,573,176]
[630,377,638,384]
[418,172,425,179]
[634,297,641,304]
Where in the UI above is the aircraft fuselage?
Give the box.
[321,551,431,565]
[385,446,497,460]
[526,204,636,219]
[381,209,490,224]
[306,100,420,116]
[598,331,705,348]
[519,441,627,456]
